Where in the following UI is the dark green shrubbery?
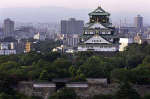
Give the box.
[0,43,150,98]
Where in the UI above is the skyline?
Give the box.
[0,0,150,12]
[0,0,150,25]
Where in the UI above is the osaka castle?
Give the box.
[78,6,119,52]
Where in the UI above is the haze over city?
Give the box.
[0,0,150,24]
[0,0,150,99]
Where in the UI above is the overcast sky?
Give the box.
[0,0,150,24]
[0,0,150,12]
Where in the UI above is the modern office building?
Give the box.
[61,18,84,34]
[78,6,119,52]
[117,27,137,34]
[134,15,143,32]
[3,18,15,38]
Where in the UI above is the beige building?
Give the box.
[134,33,143,44]
[25,42,31,53]
[119,38,133,51]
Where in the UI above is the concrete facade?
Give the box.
[17,81,150,99]
[61,18,84,34]
[3,18,15,38]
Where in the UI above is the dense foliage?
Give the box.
[32,39,62,53]
[0,43,150,98]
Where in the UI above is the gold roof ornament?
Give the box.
[89,6,110,16]
[94,30,99,37]
[98,5,101,9]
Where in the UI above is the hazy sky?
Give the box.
[1,0,150,12]
[0,0,150,24]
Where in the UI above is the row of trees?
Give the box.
[0,43,150,98]
[0,44,150,83]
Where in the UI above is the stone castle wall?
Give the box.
[16,80,150,99]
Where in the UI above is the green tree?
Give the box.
[80,56,105,78]
[115,82,141,99]
[0,61,18,72]
[142,55,150,64]
[0,93,12,99]
[132,65,150,84]
[32,40,62,53]
[39,70,49,81]
[43,52,61,62]
[75,69,86,81]
[143,94,150,99]
[51,58,72,78]
[111,68,133,83]
[69,66,76,79]
[125,54,144,69]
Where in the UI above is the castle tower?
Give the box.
[78,6,119,52]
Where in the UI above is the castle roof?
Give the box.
[84,22,112,29]
[89,6,110,16]
[89,22,107,29]
[84,35,111,44]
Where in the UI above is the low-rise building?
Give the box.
[25,41,31,53]
[134,33,143,44]
[119,38,134,51]
[63,34,79,48]
[33,32,46,41]
[0,42,16,55]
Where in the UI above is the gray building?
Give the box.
[134,15,143,32]
[3,18,15,38]
[117,26,137,34]
[61,18,84,34]
[63,34,79,48]
[15,26,36,39]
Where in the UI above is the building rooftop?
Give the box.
[89,6,110,16]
